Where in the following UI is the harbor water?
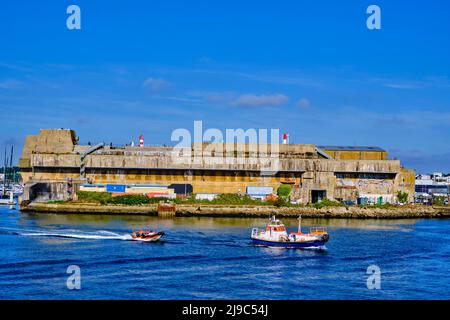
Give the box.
[0,205,449,299]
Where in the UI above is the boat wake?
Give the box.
[16,229,132,241]
[257,244,327,251]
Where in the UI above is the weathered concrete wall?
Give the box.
[323,149,388,160]
[19,135,38,167]
[192,142,318,158]
[19,129,414,203]
[29,153,401,173]
[21,181,74,203]
[34,129,76,154]
[395,168,416,202]
[26,151,402,199]
[335,178,395,197]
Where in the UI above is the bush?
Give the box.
[76,191,169,206]
[273,197,289,207]
[76,191,112,204]
[396,191,409,204]
[432,196,446,206]
[180,193,272,206]
[75,191,297,207]
[277,185,292,197]
[108,194,153,205]
[311,198,343,209]
[211,193,263,205]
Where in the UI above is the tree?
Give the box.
[396,191,408,204]
[277,184,292,198]
[432,196,446,206]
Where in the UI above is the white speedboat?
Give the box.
[131,229,165,242]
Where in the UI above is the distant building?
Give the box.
[415,172,450,204]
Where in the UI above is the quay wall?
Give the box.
[20,202,449,219]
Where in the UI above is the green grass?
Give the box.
[357,203,395,209]
[309,198,344,209]
[181,193,275,206]
[76,191,167,205]
[75,191,279,206]
[46,200,68,204]
[76,191,112,204]
[76,191,408,209]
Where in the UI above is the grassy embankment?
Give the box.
[46,191,409,209]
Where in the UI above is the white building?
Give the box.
[415,172,450,204]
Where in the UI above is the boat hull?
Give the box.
[252,238,327,248]
[131,232,164,242]
[0,201,16,205]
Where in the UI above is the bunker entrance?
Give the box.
[311,190,327,203]
[169,184,193,196]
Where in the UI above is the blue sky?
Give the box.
[1,0,450,173]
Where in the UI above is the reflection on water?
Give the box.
[20,212,419,231]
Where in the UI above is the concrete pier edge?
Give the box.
[19,202,450,219]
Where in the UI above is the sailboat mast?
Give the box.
[9,145,13,184]
[2,147,6,195]
[298,215,302,233]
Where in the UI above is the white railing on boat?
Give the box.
[309,227,327,233]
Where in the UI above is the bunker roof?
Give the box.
[318,146,386,152]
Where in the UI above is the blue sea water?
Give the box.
[0,205,449,299]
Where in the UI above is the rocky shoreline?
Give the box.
[20,202,450,219]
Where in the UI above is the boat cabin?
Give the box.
[265,218,287,233]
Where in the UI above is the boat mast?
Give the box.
[2,147,6,195]
[298,215,302,233]
[9,145,14,184]
[9,145,13,184]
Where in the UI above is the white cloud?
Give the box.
[0,79,23,90]
[383,83,422,90]
[232,93,289,107]
[142,77,170,93]
[188,90,236,103]
[297,98,311,108]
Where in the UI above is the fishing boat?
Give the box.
[251,215,329,248]
[131,229,165,242]
[0,191,16,206]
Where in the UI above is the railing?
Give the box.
[78,141,172,148]
[309,227,327,234]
